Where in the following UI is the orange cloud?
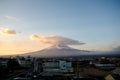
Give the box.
[0,28,16,35]
[30,34,85,46]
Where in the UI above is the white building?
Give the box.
[16,56,32,67]
[42,60,73,73]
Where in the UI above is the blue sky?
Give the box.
[0,0,120,55]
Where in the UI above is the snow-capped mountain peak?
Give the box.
[21,44,90,57]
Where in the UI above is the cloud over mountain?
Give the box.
[0,28,16,35]
[113,46,120,51]
[30,34,85,46]
[97,45,120,56]
[109,46,120,54]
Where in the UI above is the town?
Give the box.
[0,56,120,80]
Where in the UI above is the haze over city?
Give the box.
[0,0,120,56]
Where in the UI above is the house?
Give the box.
[16,56,32,67]
[0,58,9,67]
[0,60,8,67]
[105,74,120,80]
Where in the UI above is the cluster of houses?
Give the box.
[0,56,120,80]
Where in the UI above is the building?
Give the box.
[112,68,120,75]
[105,74,120,80]
[16,56,32,67]
[42,60,73,73]
[0,60,8,67]
[94,63,115,68]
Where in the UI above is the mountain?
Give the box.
[22,44,90,57]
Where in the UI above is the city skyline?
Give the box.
[0,0,120,56]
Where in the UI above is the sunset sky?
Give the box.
[0,0,120,56]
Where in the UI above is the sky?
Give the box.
[0,0,120,56]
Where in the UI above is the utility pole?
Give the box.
[77,60,79,77]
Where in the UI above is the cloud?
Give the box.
[30,34,85,46]
[5,16,19,21]
[0,28,16,35]
[5,16,16,20]
[113,46,120,51]
[98,45,120,56]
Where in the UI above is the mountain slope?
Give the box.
[22,45,90,57]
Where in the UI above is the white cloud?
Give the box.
[0,28,16,35]
[30,34,85,46]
